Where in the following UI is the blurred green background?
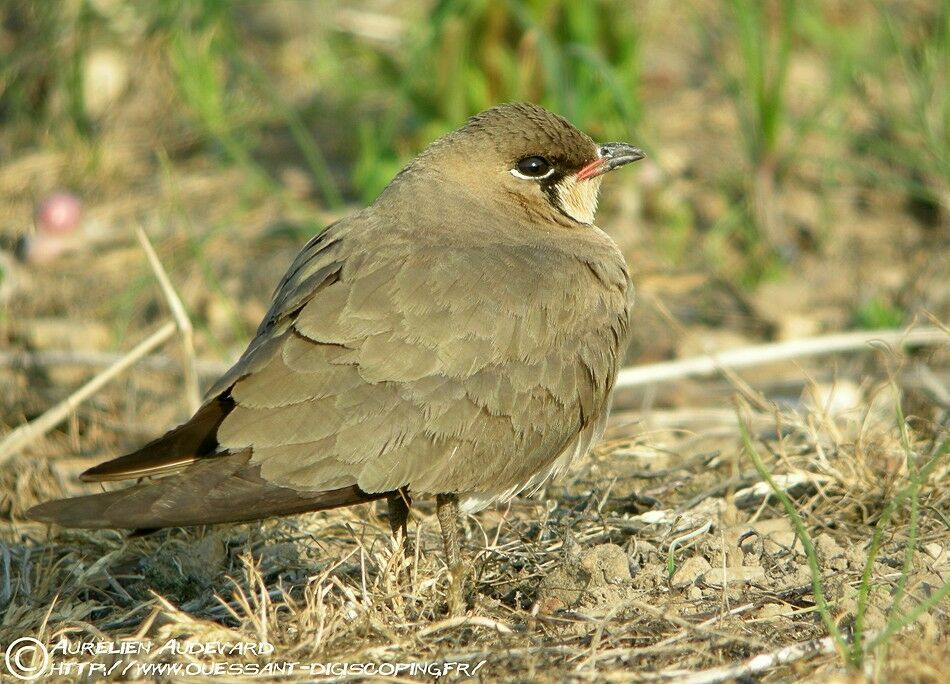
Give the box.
[0,0,946,365]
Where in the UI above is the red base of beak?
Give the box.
[576,158,608,181]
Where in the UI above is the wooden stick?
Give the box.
[667,635,837,684]
[136,227,201,413]
[615,327,947,389]
[417,615,514,638]
[0,322,176,466]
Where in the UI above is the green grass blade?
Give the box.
[737,406,849,659]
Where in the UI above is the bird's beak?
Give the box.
[576,142,646,181]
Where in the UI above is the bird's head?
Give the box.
[394,102,644,227]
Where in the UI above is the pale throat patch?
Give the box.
[555,174,602,224]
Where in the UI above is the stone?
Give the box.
[815,533,845,560]
[536,544,632,613]
[702,566,766,587]
[754,603,791,620]
[579,543,631,585]
[671,555,711,588]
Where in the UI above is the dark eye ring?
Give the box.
[514,156,552,178]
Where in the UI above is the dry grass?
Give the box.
[1,350,947,680]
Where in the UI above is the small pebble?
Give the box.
[671,555,711,588]
[36,192,82,235]
[703,566,766,587]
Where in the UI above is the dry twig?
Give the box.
[136,227,201,413]
[665,636,836,684]
[615,327,947,389]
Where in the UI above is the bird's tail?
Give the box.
[27,451,387,530]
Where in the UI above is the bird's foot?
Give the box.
[445,561,471,617]
[436,493,472,616]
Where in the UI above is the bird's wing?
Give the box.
[28,218,630,528]
[222,234,630,499]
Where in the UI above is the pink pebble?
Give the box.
[35,192,82,235]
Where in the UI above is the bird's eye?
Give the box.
[513,156,553,179]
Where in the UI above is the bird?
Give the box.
[28,102,643,611]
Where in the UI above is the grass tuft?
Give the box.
[739,395,950,672]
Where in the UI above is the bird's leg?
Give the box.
[436,493,461,567]
[387,488,412,556]
[436,493,467,616]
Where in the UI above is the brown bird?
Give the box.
[28,103,643,609]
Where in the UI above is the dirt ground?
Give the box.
[0,2,947,682]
